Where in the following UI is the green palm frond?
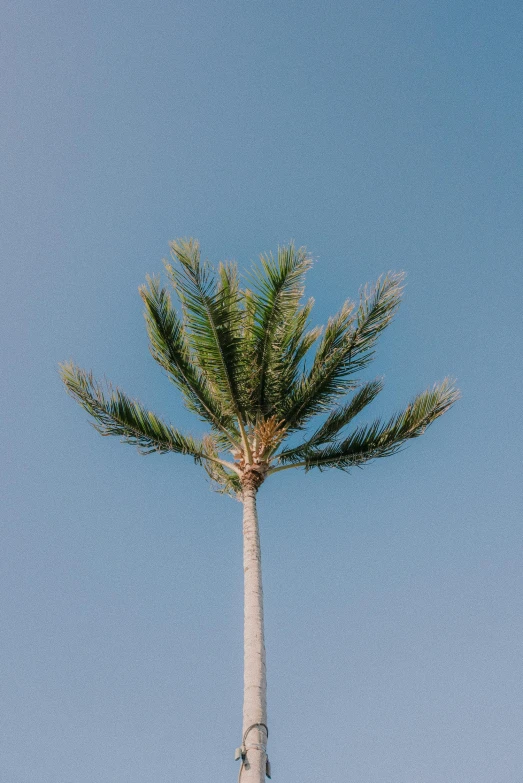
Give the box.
[60,361,206,459]
[139,276,240,446]
[272,379,459,473]
[264,298,323,419]
[280,298,321,374]
[247,244,312,413]
[276,378,384,463]
[281,273,403,431]
[279,300,356,430]
[165,239,248,423]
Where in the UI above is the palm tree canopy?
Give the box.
[61,240,459,496]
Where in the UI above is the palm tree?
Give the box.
[60,240,458,783]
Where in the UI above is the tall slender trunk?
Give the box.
[241,483,268,782]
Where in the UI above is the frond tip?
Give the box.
[59,361,206,459]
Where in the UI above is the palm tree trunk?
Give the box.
[241,482,268,782]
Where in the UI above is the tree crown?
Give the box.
[61,240,459,497]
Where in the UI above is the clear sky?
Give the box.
[2,1,522,781]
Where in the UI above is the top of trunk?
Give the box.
[240,465,267,493]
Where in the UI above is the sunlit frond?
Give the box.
[166,239,248,422]
[281,273,403,431]
[139,276,240,446]
[247,244,312,414]
[60,362,206,459]
[264,298,322,418]
[276,378,384,463]
[272,379,459,473]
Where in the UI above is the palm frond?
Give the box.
[264,298,322,418]
[276,378,384,463]
[348,272,405,369]
[139,276,240,446]
[165,239,248,423]
[271,379,459,472]
[282,299,321,372]
[279,299,356,428]
[247,244,312,414]
[281,273,403,431]
[60,361,206,459]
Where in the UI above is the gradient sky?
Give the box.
[2,1,522,781]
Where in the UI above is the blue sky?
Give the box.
[2,1,522,781]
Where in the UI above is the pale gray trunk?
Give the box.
[241,484,268,782]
